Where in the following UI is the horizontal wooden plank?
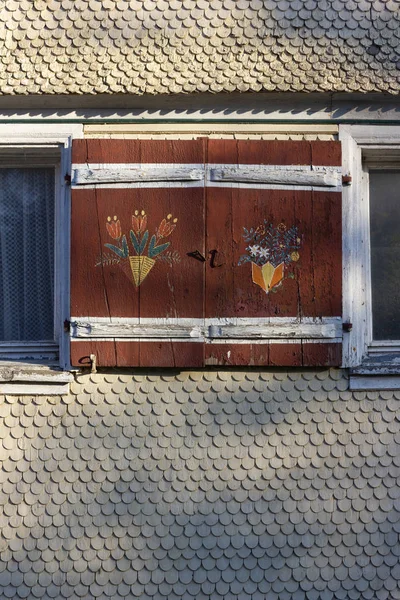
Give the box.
[72,321,203,339]
[210,165,341,187]
[70,340,204,368]
[350,376,400,391]
[205,341,341,367]
[72,164,204,185]
[71,317,342,340]
[72,163,341,190]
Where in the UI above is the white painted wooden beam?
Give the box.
[71,317,342,340]
[72,164,204,185]
[72,163,341,190]
[210,165,341,187]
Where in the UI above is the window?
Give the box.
[0,128,80,394]
[369,170,400,343]
[340,125,400,388]
[0,167,55,354]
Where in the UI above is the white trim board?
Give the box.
[350,376,400,391]
[0,383,70,395]
[340,124,400,370]
[70,316,342,341]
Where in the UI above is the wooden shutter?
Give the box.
[70,139,206,367]
[70,138,342,368]
[205,140,342,366]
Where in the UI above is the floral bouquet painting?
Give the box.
[100,210,178,286]
[238,221,302,293]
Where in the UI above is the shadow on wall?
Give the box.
[0,369,398,598]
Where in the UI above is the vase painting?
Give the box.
[96,210,179,287]
[238,221,301,294]
[251,261,284,293]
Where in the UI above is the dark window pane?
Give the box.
[0,168,54,341]
[370,170,400,340]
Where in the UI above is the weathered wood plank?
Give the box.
[209,166,341,187]
[70,341,117,368]
[72,139,206,164]
[302,342,342,366]
[72,322,203,338]
[208,322,341,339]
[73,165,204,185]
[70,318,342,339]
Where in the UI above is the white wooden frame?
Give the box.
[340,125,400,386]
[0,125,83,385]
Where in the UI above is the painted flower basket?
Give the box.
[238,222,301,294]
[100,211,178,287]
[251,261,284,293]
[129,255,156,286]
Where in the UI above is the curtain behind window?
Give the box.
[0,168,54,342]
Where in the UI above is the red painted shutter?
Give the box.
[205,140,342,367]
[71,139,206,367]
[70,138,342,368]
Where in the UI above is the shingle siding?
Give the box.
[0,0,399,95]
[0,369,399,599]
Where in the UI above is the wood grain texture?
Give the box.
[71,318,340,339]
[73,166,204,185]
[206,187,336,318]
[70,341,117,368]
[210,166,340,187]
[71,186,205,319]
[205,342,341,367]
[72,139,206,165]
[138,342,204,368]
[205,344,270,366]
[71,138,342,368]
[207,139,313,166]
[311,140,342,167]
[269,343,302,366]
[302,342,342,366]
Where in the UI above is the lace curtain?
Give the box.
[0,168,54,341]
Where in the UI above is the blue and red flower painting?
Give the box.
[97,211,179,286]
[238,221,302,293]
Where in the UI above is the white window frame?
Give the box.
[0,125,82,393]
[340,125,400,389]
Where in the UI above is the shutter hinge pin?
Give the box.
[343,322,353,332]
[64,319,71,333]
[342,175,352,186]
[64,173,71,185]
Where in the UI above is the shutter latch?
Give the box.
[187,250,206,262]
[209,249,224,268]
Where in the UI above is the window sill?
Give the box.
[0,362,72,395]
[350,353,400,390]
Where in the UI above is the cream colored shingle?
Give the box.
[0,370,400,598]
[0,0,397,93]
